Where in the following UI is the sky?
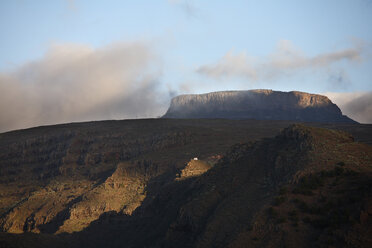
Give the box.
[0,0,372,132]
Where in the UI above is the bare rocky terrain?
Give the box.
[0,119,371,247]
[163,90,356,123]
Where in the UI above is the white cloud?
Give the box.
[197,51,257,80]
[197,40,362,83]
[325,91,372,123]
[0,42,168,133]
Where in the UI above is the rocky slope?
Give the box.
[176,159,212,180]
[0,119,371,247]
[163,90,356,123]
[67,125,372,248]
[0,119,297,235]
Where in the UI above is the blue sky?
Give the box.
[0,0,372,131]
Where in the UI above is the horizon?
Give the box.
[0,88,362,135]
[1,0,372,132]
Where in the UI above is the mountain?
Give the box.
[64,124,371,248]
[163,90,356,123]
[0,119,371,247]
[0,119,297,236]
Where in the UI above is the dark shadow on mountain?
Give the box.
[68,171,199,248]
[37,196,83,234]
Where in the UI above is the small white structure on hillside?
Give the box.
[193,157,198,160]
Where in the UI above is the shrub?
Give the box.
[279,186,288,195]
[334,166,344,176]
[311,218,329,228]
[293,174,323,195]
[273,196,286,206]
[277,217,287,224]
[288,210,298,217]
[318,195,326,203]
[296,200,309,212]
[303,216,311,223]
[320,169,335,177]
[267,207,278,218]
[289,215,299,222]
[336,161,345,166]
[344,169,358,176]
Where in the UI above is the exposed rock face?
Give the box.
[177,159,212,180]
[163,90,356,123]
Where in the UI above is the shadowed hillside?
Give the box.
[0,120,371,248]
[0,119,299,235]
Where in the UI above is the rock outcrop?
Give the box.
[177,159,212,180]
[163,90,356,123]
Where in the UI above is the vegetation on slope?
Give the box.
[0,119,297,234]
[0,120,371,248]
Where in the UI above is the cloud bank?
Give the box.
[0,42,168,133]
[325,91,372,124]
[197,40,362,83]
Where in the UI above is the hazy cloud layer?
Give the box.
[0,42,168,133]
[197,40,362,83]
[325,91,372,123]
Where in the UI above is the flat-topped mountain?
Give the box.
[163,90,356,123]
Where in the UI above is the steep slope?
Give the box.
[0,120,193,234]
[0,119,299,235]
[157,125,372,248]
[3,124,366,248]
[228,127,372,248]
[0,120,371,248]
[163,90,356,123]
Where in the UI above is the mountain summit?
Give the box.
[163,90,356,123]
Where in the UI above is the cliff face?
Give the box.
[163,90,356,123]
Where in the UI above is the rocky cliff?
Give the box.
[163,90,356,123]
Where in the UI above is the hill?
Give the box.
[0,119,371,247]
[66,124,372,248]
[163,90,356,123]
